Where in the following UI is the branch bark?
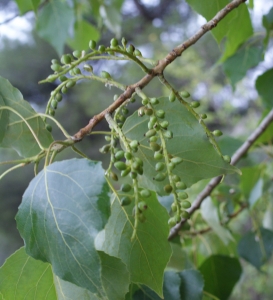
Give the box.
[168,108,273,240]
[72,0,247,141]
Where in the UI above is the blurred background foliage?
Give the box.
[0,0,273,298]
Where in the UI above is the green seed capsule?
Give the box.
[176,181,187,190]
[115,150,125,160]
[61,54,71,64]
[155,162,165,171]
[60,76,68,82]
[164,184,173,194]
[150,98,159,105]
[180,91,190,98]
[66,81,76,88]
[154,173,166,181]
[51,59,58,64]
[55,93,62,102]
[51,64,62,72]
[105,136,111,142]
[213,130,223,136]
[171,203,177,212]
[138,201,148,211]
[130,172,137,179]
[156,109,165,118]
[180,201,191,209]
[160,121,169,128]
[168,217,177,227]
[223,155,231,163]
[142,98,149,105]
[121,37,127,47]
[178,192,188,200]
[47,75,57,82]
[181,210,190,219]
[168,162,175,171]
[200,114,207,119]
[89,40,97,49]
[145,129,156,138]
[114,161,127,171]
[124,152,132,160]
[73,50,82,58]
[48,108,55,116]
[134,49,142,56]
[101,71,111,79]
[74,67,81,75]
[61,86,67,94]
[132,161,141,170]
[130,140,138,148]
[138,107,145,117]
[150,142,161,152]
[171,157,183,165]
[172,175,181,182]
[110,171,118,181]
[83,64,93,72]
[98,45,106,52]
[140,189,151,198]
[164,131,173,139]
[169,91,176,102]
[99,144,111,153]
[110,38,118,48]
[144,108,153,116]
[121,196,132,206]
[154,151,163,160]
[51,99,58,109]
[121,167,131,177]
[190,101,200,108]
[137,166,143,175]
[131,147,138,153]
[46,124,52,132]
[149,136,158,142]
[134,157,143,166]
[121,184,132,192]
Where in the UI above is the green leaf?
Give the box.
[198,255,242,300]
[67,20,100,51]
[36,0,75,56]
[14,0,35,14]
[262,7,273,46]
[218,136,243,157]
[99,251,130,300]
[179,269,204,300]
[222,45,263,88]
[248,178,263,208]
[201,197,234,244]
[102,191,172,297]
[255,109,273,144]
[88,0,101,19]
[237,228,273,269]
[0,76,53,157]
[16,159,110,297]
[0,247,57,299]
[255,68,273,108]
[100,4,121,37]
[186,0,253,60]
[123,97,238,195]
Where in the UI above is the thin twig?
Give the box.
[72,0,247,141]
[168,108,273,240]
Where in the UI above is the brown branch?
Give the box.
[72,0,247,142]
[168,108,273,240]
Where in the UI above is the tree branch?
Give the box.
[168,108,273,240]
[72,0,247,141]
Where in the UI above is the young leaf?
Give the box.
[198,255,242,300]
[102,191,172,298]
[36,0,74,55]
[0,76,53,157]
[16,159,110,297]
[123,97,238,195]
[0,247,57,299]
[237,228,273,269]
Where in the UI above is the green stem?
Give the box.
[0,163,26,180]
[131,178,140,241]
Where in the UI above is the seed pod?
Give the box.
[180,91,190,98]
[99,144,111,154]
[101,71,111,79]
[154,173,166,181]
[89,40,97,49]
[121,37,127,48]
[138,201,148,211]
[130,140,138,148]
[74,67,81,75]
[178,191,188,200]
[66,80,76,88]
[55,93,62,102]
[51,64,62,72]
[155,162,165,171]
[134,157,143,166]
[156,109,165,118]
[61,54,71,64]
[169,91,176,102]
[164,184,173,194]
[98,45,106,52]
[130,172,137,179]
[144,108,153,116]
[60,75,68,82]
[181,210,190,219]
[138,107,145,117]
[51,99,58,109]
[115,150,124,160]
[121,184,132,192]
[47,75,57,82]
[200,114,207,119]
[149,136,158,143]
[160,121,169,129]
[61,86,67,94]
[171,203,177,212]
[171,157,183,165]
[121,167,131,177]
[150,98,159,105]
[48,108,55,116]
[124,152,132,160]
[176,181,187,190]
[168,162,175,171]
[51,59,58,64]
[142,98,149,105]
[105,136,111,142]
[190,101,200,108]
[132,161,141,170]
[172,175,181,182]
[154,151,163,160]
[180,201,191,209]
[114,161,127,171]
[127,44,135,54]
[121,196,132,206]
[134,49,142,56]
[130,97,136,103]
[223,155,231,163]
[168,217,177,227]
[145,129,156,138]
[137,166,143,175]
[140,189,151,198]
[213,130,223,137]
[150,142,161,152]
[46,124,52,132]
[164,131,174,139]
[73,50,82,58]
[110,38,118,48]
[131,146,138,153]
[110,171,118,181]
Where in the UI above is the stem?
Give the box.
[0,163,26,180]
